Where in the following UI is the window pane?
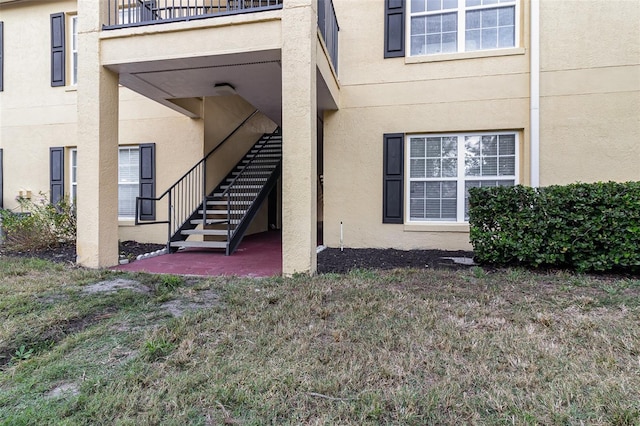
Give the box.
[426,159,441,177]
[443,0,457,9]
[411,36,426,56]
[465,29,480,51]
[442,137,457,157]
[498,157,515,175]
[466,10,481,29]
[426,34,442,54]
[411,17,426,35]
[465,157,481,176]
[118,184,138,217]
[442,32,457,52]
[410,159,426,178]
[442,12,457,31]
[426,138,441,157]
[410,199,425,219]
[499,134,516,155]
[481,27,498,49]
[442,199,457,219]
[482,157,498,176]
[411,181,426,198]
[466,0,481,6]
[410,138,426,157]
[498,6,514,25]
[425,200,441,219]
[498,26,514,48]
[426,181,441,198]
[442,181,457,197]
[427,0,441,11]
[482,8,498,27]
[442,158,457,177]
[481,136,498,155]
[427,15,442,33]
[465,136,480,156]
[412,0,426,13]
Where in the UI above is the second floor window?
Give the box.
[409,0,517,56]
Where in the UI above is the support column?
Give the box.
[76,0,120,268]
[281,0,318,275]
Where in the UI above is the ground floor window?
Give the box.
[118,147,140,219]
[407,132,517,222]
[70,146,140,219]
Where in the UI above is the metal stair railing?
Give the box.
[135,110,259,250]
[221,128,281,255]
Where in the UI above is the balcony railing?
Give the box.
[104,0,338,75]
[105,0,283,29]
[317,0,339,74]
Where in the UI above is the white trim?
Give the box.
[70,15,78,86]
[70,148,77,203]
[530,0,540,187]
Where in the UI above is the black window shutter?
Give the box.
[0,149,3,209]
[384,0,405,58]
[139,143,156,221]
[51,13,65,87]
[383,133,404,223]
[50,147,64,205]
[0,21,4,92]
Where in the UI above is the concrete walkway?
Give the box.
[114,231,282,277]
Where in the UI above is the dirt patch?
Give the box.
[317,248,476,274]
[45,382,79,399]
[82,278,150,295]
[161,289,220,317]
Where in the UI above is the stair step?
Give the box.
[210,192,257,199]
[170,241,227,249]
[190,219,227,225]
[181,229,229,236]
[198,209,246,215]
[207,200,253,206]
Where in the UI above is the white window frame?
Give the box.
[118,146,140,220]
[71,147,141,219]
[405,131,519,223]
[407,0,520,57]
[70,148,77,204]
[70,15,78,85]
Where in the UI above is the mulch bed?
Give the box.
[317,248,475,274]
[1,241,476,274]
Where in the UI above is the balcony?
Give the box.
[104,0,284,29]
[104,0,338,74]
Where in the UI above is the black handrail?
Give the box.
[134,109,259,248]
[221,130,279,246]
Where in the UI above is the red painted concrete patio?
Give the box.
[114,231,282,277]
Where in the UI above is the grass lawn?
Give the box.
[0,257,639,425]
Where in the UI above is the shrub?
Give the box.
[0,194,76,252]
[468,182,640,273]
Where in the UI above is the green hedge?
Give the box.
[468,182,640,272]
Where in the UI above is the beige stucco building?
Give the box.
[0,0,638,275]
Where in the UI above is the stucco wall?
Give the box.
[0,1,205,245]
[539,0,640,185]
[323,0,531,250]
